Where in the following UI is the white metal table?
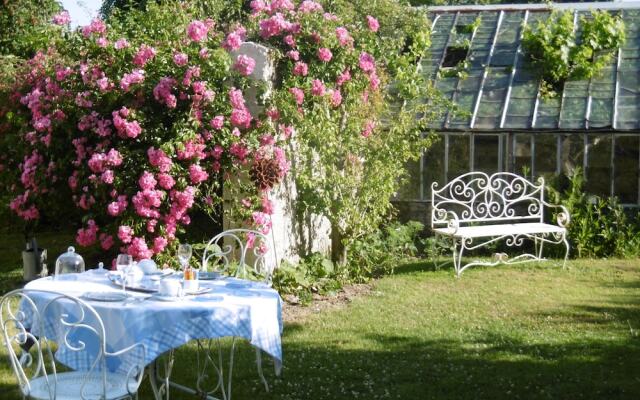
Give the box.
[24,270,283,400]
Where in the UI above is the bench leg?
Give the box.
[535,235,544,260]
[562,232,570,269]
[452,238,465,278]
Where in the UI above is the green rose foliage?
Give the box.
[249,0,442,262]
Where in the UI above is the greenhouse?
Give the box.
[397,1,640,223]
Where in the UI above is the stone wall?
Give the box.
[223,43,332,270]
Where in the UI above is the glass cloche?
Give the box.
[55,246,85,278]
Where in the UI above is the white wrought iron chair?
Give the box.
[0,289,146,400]
[188,229,276,399]
[202,228,275,285]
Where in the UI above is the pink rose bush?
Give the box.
[0,1,418,264]
[0,8,295,262]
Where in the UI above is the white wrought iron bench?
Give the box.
[431,172,570,277]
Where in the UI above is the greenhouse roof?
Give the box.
[425,1,640,132]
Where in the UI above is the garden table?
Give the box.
[24,269,283,400]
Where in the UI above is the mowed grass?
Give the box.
[1,255,639,399]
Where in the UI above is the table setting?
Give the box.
[19,239,283,400]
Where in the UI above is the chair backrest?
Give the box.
[202,229,274,285]
[431,171,545,228]
[0,289,143,399]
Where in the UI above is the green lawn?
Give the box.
[1,250,639,399]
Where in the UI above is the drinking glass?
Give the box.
[116,254,133,293]
[177,244,192,270]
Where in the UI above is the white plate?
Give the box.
[83,292,129,302]
[152,294,187,302]
[146,269,173,277]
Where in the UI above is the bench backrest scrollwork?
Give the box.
[431,172,545,228]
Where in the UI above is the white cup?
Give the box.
[159,279,183,297]
[183,279,199,293]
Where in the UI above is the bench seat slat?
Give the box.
[434,222,564,239]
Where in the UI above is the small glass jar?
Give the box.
[54,246,85,278]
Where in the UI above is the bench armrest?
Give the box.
[542,201,570,228]
[433,209,460,234]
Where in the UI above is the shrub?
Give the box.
[548,169,640,258]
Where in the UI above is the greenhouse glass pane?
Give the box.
[614,136,639,204]
[397,158,421,200]
[448,135,470,181]
[424,136,446,199]
[534,135,558,179]
[559,134,584,176]
[513,134,532,177]
[586,135,612,198]
[474,135,500,173]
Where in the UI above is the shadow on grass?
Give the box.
[146,329,640,400]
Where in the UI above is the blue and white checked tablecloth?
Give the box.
[24,271,283,374]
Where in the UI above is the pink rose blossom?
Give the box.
[173,52,188,66]
[234,55,256,76]
[114,38,130,49]
[187,20,209,42]
[96,37,109,48]
[133,45,156,67]
[262,196,274,214]
[229,88,246,109]
[283,35,296,47]
[101,170,114,184]
[286,50,299,61]
[199,48,209,58]
[210,116,224,130]
[366,15,380,32]
[52,11,70,25]
[336,69,351,86]
[82,19,106,37]
[189,164,209,184]
[317,48,332,62]
[230,108,252,129]
[335,27,353,47]
[331,89,342,107]
[289,87,304,105]
[369,71,380,90]
[157,173,176,190]
[223,32,243,51]
[311,79,325,96]
[153,237,168,254]
[298,0,323,13]
[153,77,177,108]
[361,120,376,138]
[76,220,99,247]
[250,0,268,14]
[99,234,114,250]
[359,52,376,73]
[120,69,145,91]
[259,13,289,39]
[293,62,308,76]
[127,237,153,260]
[324,13,338,21]
[229,142,249,161]
[148,148,173,172]
[138,171,157,190]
